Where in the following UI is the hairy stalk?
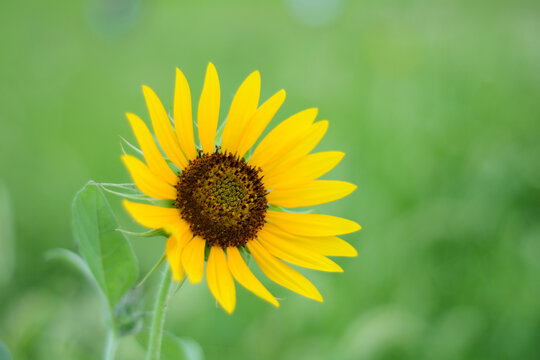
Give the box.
[146,266,173,360]
[103,330,117,360]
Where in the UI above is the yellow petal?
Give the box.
[166,236,184,281]
[207,247,236,314]
[258,227,343,272]
[264,151,345,190]
[121,154,177,199]
[173,68,198,161]
[221,71,261,154]
[123,200,179,228]
[181,236,206,283]
[126,112,177,186]
[198,62,220,154]
[264,223,357,257]
[227,247,279,307]
[247,240,323,302]
[163,223,193,250]
[249,108,318,169]
[266,210,361,237]
[122,200,190,239]
[267,180,357,208]
[235,89,286,157]
[142,86,188,169]
[262,120,329,177]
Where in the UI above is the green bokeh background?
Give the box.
[1,0,540,359]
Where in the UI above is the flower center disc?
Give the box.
[174,152,267,248]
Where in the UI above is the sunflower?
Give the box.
[122,63,361,313]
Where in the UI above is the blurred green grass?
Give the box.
[1,0,540,359]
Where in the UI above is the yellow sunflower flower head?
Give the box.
[122,63,361,314]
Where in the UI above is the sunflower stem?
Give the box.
[103,329,117,360]
[146,266,173,360]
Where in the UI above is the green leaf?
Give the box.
[136,330,204,360]
[115,228,167,238]
[45,248,95,284]
[72,181,139,328]
[45,248,147,335]
[120,135,144,156]
[97,182,148,201]
[0,340,11,360]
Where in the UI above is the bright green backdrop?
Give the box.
[1,0,539,359]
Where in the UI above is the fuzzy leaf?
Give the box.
[72,181,138,327]
[45,248,95,284]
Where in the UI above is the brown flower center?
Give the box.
[174,151,267,248]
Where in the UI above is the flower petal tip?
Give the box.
[267,295,281,308]
[349,221,362,233]
[348,248,359,257]
[172,272,184,282]
[306,107,319,117]
[141,84,152,94]
[207,62,217,73]
[188,276,203,284]
[250,70,261,80]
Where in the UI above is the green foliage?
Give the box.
[72,181,139,330]
[45,248,144,338]
[1,0,540,359]
[45,248,95,284]
[136,330,204,360]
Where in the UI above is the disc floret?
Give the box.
[174,151,267,248]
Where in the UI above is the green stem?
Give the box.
[103,330,117,360]
[146,266,173,360]
[137,252,166,288]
